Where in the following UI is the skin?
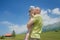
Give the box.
[29,8,35,19]
[35,7,41,14]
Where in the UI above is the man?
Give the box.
[27,7,43,40]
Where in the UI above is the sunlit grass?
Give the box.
[0,31,60,40]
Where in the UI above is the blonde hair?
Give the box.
[29,6,35,12]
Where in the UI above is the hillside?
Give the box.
[42,22,60,32]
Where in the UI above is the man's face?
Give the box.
[35,9,40,14]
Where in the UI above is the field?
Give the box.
[0,31,60,40]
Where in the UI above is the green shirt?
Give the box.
[30,15,43,38]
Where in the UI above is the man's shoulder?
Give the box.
[34,15,42,18]
[34,14,41,17]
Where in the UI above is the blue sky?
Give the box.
[0,0,60,35]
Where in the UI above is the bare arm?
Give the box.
[27,18,34,31]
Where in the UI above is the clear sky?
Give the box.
[0,0,60,35]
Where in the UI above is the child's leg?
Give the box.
[24,32,29,40]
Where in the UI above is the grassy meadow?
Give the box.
[0,31,60,40]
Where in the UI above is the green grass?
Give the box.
[41,31,60,40]
[0,31,60,40]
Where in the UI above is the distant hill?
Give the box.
[42,22,60,32]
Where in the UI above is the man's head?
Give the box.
[35,7,41,14]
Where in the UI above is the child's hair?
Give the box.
[29,6,35,13]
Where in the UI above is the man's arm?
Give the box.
[27,18,34,31]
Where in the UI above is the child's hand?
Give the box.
[31,13,35,17]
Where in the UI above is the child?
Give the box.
[24,6,35,40]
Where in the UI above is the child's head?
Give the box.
[35,7,41,14]
[29,6,41,18]
[29,6,35,17]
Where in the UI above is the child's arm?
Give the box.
[27,18,34,31]
[32,13,35,17]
